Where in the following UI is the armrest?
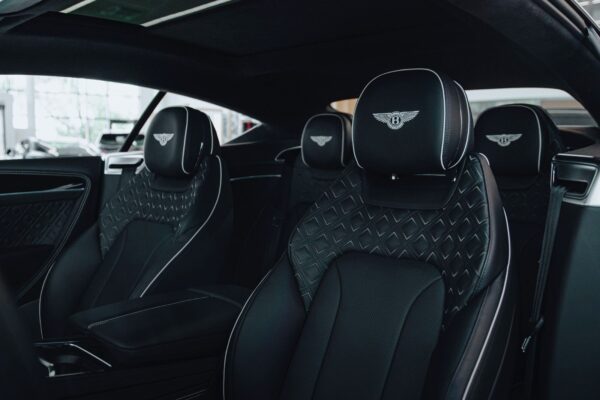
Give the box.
[69,286,249,365]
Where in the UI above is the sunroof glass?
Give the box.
[62,0,234,27]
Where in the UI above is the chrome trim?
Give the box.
[103,151,145,175]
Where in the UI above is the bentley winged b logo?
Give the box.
[373,111,420,130]
[486,134,522,147]
[310,136,332,147]
[153,133,175,147]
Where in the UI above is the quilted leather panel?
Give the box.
[98,159,208,256]
[289,155,490,323]
[0,200,74,247]
[500,175,549,226]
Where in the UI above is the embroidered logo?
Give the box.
[373,111,420,130]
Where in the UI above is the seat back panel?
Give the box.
[281,253,444,400]
[289,156,491,325]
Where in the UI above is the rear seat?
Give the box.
[473,104,564,332]
[232,112,352,287]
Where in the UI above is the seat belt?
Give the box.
[521,183,567,397]
[262,157,295,269]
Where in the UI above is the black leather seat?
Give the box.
[232,112,352,287]
[473,104,564,342]
[38,106,233,339]
[223,69,516,399]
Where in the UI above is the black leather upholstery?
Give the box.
[223,70,515,400]
[232,113,352,288]
[474,104,564,375]
[474,104,559,176]
[301,113,352,170]
[39,107,233,338]
[145,106,218,178]
[353,69,471,175]
[69,286,248,365]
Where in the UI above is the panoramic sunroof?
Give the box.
[62,0,235,27]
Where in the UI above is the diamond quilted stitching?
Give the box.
[98,159,208,256]
[289,156,491,325]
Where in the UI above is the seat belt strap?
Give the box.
[521,184,567,352]
[521,184,566,399]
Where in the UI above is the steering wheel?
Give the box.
[0,278,41,399]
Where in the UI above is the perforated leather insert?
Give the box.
[289,155,491,325]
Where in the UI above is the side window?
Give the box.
[144,93,259,145]
[0,75,158,159]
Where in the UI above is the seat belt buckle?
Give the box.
[521,317,545,353]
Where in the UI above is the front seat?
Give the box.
[473,104,564,357]
[223,69,515,400]
[39,106,233,338]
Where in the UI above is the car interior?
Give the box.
[1,0,600,399]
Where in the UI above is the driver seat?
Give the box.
[223,69,515,400]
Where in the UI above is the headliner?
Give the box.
[0,0,598,131]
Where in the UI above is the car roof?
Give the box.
[0,0,598,131]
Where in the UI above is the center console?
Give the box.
[35,286,249,399]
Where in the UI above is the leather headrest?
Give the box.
[144,107,218,178]
[474,104,559,176]
[352,69,472,175]
[301,113,352,170]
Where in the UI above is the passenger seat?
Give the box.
[38,107,233,338]
[232,113,352,287]
[474,104,564,333]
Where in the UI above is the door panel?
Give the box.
[0,156,102,301]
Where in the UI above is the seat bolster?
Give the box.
[474,153,510,293]
[424,268,517,400]
[223,257,306,400]
[39,223,102,339]
[131,155,233,297]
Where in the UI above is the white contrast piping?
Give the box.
[447,81,471,169]
[181,106,191,175]
[68,343,112,368]
[222,270,273,400]
[142,0,234,27]
[351,68,447,170]
[462,209,512,400]
[38,172,92,339]
[139,155,224,297]
[87,297,208,329]
[300,113,346,168]
[230,174,281,182]
[274,145,301,163]
[61,0,96,13]
[174,389,208,400]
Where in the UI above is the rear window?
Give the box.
[331,88,596,127]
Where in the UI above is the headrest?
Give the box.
[144,107,218,178]
[474,104,559,176]
[352,69,472,175]
[301,113,352,170]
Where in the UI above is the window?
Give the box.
[0,75,258,159]
[143,92,259,145]
[331,87,596,127]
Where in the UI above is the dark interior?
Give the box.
[0,1,600,399]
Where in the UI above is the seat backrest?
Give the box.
[223,69,514,400]
[231,112,352,288]
[474,104,564,334]
[39,107,233,338]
